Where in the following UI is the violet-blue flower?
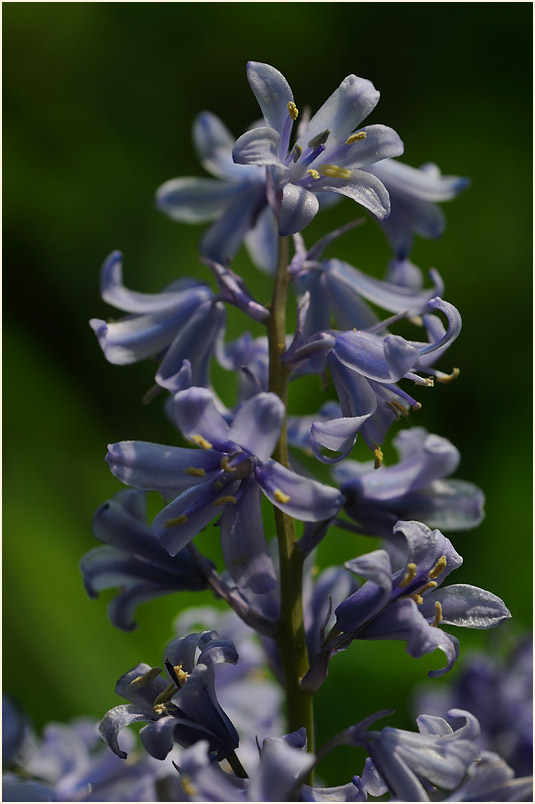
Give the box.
[333,427,485,541]
[106,388,344,593]
[415,637,533,777]
[303,520,510,690]
[367,158,470,259]
[89,251,225,390]
[324,709,482,801]
[290,225,445,338]
[99,631,239,763]
[232,62,404,235]
[156,112,278,271]
[3,718,161,802]
[286,297,462,464]
[80,490,210,631]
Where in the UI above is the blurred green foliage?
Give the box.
[3,2,532,787]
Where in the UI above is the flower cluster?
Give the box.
[4,61,531,802]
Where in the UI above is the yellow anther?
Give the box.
[164,514,188,528]
[130,667,162,687]
[292,144,303,162]
[153,703,166,715]
[307,169,321,180]
[213,480,223,490]
[173,664,189,687]
[319,164,353,180]
[180,775,197,797]
[346,131,367,144]
[184,466,206,477]
[221,456,235,473]
[191,434,213,450]
[410,593,424,605]
[399,562,418,588]
[373,444,383,469]
[154,682,178,707]
[274,488,291,504]
[385,399,409,421]
[287,101,299,120]
[436,367,460,384]
[418,580,438,594]
[214,495,238,505]
[424,377,435,387]
[413,401,423,410]
[408,315,424,327]
[431,600,443,627]
[429,555,447,579]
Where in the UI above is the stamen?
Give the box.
[385,399,409,420]
[373,444,383,469]
[221,456,235,473]
[180,775,197,797]
[436,367,460,384]
[173,663,189,687]
[130,667,162,687]
[184,467,206,477]
[213,480,223,490]
[399,562,418,588]
[287,101,299,120]
[274,489,291,503]
[418,580,438,594]
[192,434,212,450]
[307,169,320,180]
[292,144,303,163]
[164,514,188,528]
[410,593,424,605]
[319,164,352,180]
[346,131,367,144]
[431,600,443,627]
[214,495,237,505]
[153,682,178,707]
[424,377,435,387]
[153,703,166,715]
[429,555,447,579]
[308,129,330,148]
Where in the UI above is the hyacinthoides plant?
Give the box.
[4,62,532,803]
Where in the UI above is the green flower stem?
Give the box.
[266,234,315,764]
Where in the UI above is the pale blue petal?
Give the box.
[372,159,470,202]
[227,392,284,462]
[255,460,344,521]
[99,251,209,314]
[246,61,294,134]
[336,124,404,168]
[172,386,231,447]
[250,738,315,802]
[232,127,284,167]
[193,111,240,180]
[319,168,391,219]
[98,705,148,759]
[334,331,420,383]
[299,75,380,151]
[152,480,240,555]
[106,440,222,496]
[279,184,320,236]
[325,259,444,315]
[420,584,511,628]
[244,203,279,274]
[221,478,277,594]
[200,183,267,264]
[155,176,239,222]
[156,300,226,390]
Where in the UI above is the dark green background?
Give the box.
[4,2,532,786]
